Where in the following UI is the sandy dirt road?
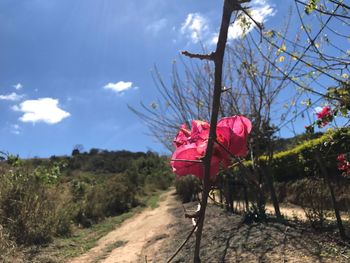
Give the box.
[68,190,176,263]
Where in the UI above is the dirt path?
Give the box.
[265,203,307,220]
[210,193,349,221]
[266,202,349,221]
[68,190,176,263]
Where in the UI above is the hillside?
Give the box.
[0,150,174,262]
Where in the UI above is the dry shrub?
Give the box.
[297,179,328,229]
[0,225,16,262]
[74,174,138,227]
[0,163,72,245]
[175,175,201,203]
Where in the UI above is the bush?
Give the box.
[274,177,350,211]
[298,179,328,229]
[1,183,56,244]
[236,128,350,182]
[144,172,174,191]
[0,162,72,245]
[175,175,201,203]
[0,225,16,262]
[74,174,138,226]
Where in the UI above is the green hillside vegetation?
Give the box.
[225,129,350,211]
[243,128,350,181]
[273,132,324,153]
[0,150,173,260]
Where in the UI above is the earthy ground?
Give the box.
[67,188,350,263]
[155,201,350,262]
[68,190,177,263]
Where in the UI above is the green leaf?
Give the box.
[304,0,320,15]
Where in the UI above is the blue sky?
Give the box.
[0,0,329,157]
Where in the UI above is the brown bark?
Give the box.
[265,169,281,218]
[193,1,238,262]
[315,152,346,240]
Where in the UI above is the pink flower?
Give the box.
[216,116,252,157]
[171,142,221,179]
[316,106,332,127]
[173,124,191,147]
[173,120,210,147]
[337,154,346,163]
[171,115,252,179]
[171,120,221,179]
[337,154,350,176]
[316,106,331,119]
[190,120,210,144]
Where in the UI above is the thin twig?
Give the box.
[240,7,264,42]
[171,159,203,163]
[166,215,201,263]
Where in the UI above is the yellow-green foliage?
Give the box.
[241,129,350,181]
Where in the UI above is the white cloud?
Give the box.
[13,83,23,90]
[229,0,275,40]
[180,13,209,43]
[210,0,275,44]
[146,18,167,35]
[14,98,70,124]
[0,92,24,101]
[103,81,133,93]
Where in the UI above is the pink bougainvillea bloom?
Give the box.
[316,106,331,119]
[337,154,350,176]
[173,124,191,147]
[170,142,221,179]
[216,116,252,157]
[190,120,210,144]
[337,154,346,163]
[316,106,332,127]
[171,115,252,179]
[173,120,210,148]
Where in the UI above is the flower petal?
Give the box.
[173,124,191,147]
[171,143,203,178]
[217,115,252,157]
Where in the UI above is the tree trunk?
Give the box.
[243,184,249,212]
[255,168,266,216]
[265,167,281,218]
[315,152,346,240]
[193,1,235,261]
[228,180,234,213]
[219,187,223,205]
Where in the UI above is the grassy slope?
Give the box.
[22,190,166,263]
